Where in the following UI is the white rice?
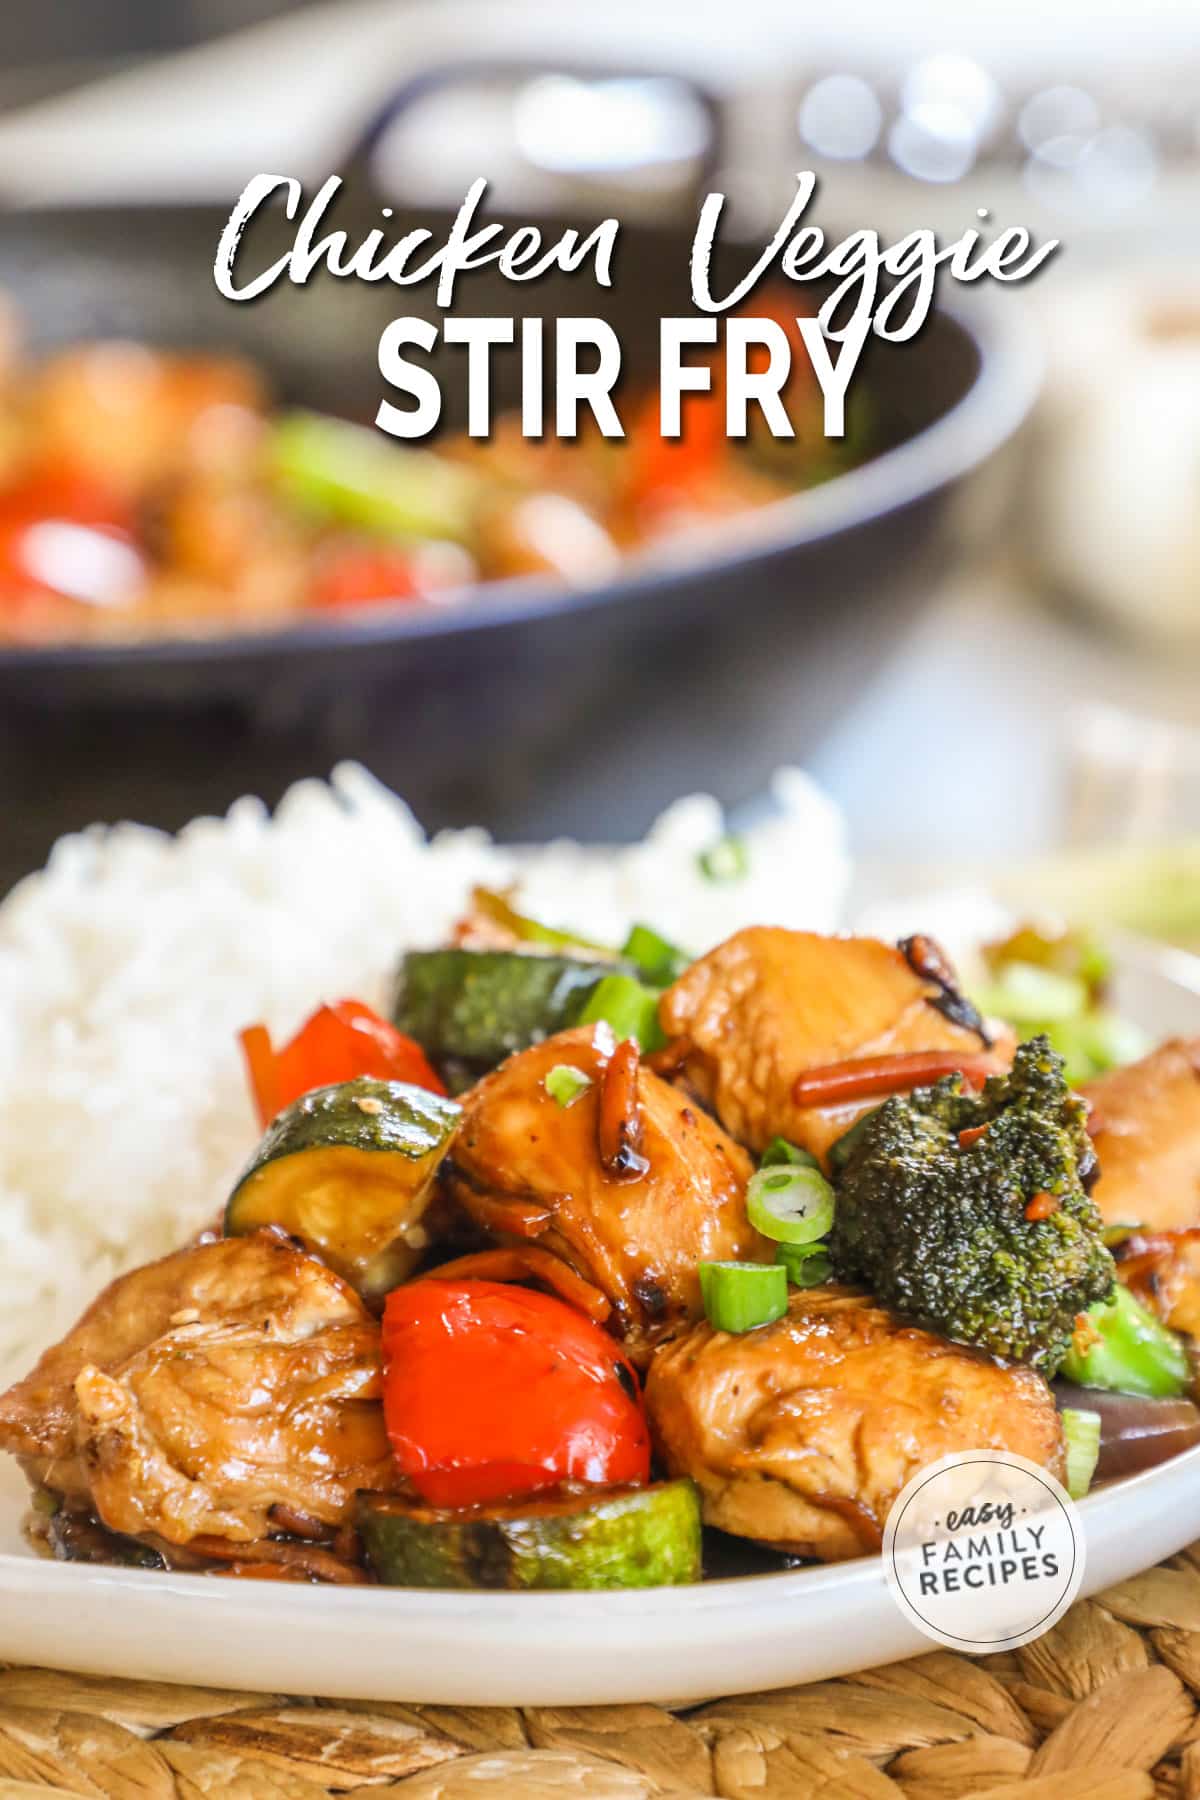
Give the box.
[0,763,848,1380]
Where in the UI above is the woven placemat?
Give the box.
[4,1556,1200,1798]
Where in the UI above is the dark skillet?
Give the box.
[0,96,1039,877]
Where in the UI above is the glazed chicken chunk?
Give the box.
[645,1287,1064,1563]
[1070,1041,1200,1341]
[659,927,1010,1163]
[1084,1039,1200,1232]
[0,1231,395,1546]
[444,1024,764,1360]
[1115,1230,1200,1339]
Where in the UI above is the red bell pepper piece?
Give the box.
[239,998,446,1128]
[625,381,727,508]
[311,547,422,611]
[0,463,140,610]
[626,289,819,510]
[381,1278,650,1508]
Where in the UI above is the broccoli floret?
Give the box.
[829,1036,1114,1373]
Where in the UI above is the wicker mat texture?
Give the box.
[7,1555,1200,1798]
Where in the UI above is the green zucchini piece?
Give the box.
[358,1480,702,1590]
[392,949,620,1068]
[225,1077,460,1295]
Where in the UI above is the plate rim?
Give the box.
[3,1435,1199,1617]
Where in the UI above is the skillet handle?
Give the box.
[341,56,724,215]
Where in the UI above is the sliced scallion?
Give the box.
[1102,1222,1144,1248]
[1059,1283,1189,1398]
[760,1135,821,1172]
[1061,1407,1102,1500]
[698,835,749,884]
[746,1163,835,1245]
[777,1242,833,1288]
[974,960,1088,1025]
[621,923,690,985]
[545,1064,592,1108]
[577,973,666,1052]
[473,887,608,955]
[1078,1009,1149,1074]
[699,1261,787,1334]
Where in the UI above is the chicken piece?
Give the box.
[1081,1039,1200,1353]
[445,1025,763,1361]
[0,1232,394,1545]
[645,1287,1064,1563]
[1084,1040,1200,1231]
[24,344,265,500]
[659,927,1010,1163]
[478,492,621,583]
[1114,1230,1200,1339]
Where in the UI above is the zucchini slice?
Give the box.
[392,950,619,1069]
[225,1077,460,1295]
[358,1480,702,1590]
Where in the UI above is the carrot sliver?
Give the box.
[238,1024,279,1129]
[792,1050,998,1109]
[465,1191,554,1241]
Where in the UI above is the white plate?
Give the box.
[1,937,1197,1707]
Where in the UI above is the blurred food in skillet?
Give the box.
[0,303,867,645]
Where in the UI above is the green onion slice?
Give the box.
[974,960,1089,1025]
[621,923,690,985]
[1102,1222,1144,1248]
[545,1064,592,1108]
[776,1242,832,1288]
[473,887,609,955]
[698,835,749,884]
[1061,1407,1102,1500]
[760,1136,821,1172]
[577,973,666,1052]
[1058,1283,1190,1398]
[1077,1010,1149,1075]
[746,1163,835,1245]
[699,1261,788,1334]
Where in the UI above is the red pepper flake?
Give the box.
[1024,1191,1060,1222]
[1072,1310,1103,1354]
[957,1124,989,1149]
